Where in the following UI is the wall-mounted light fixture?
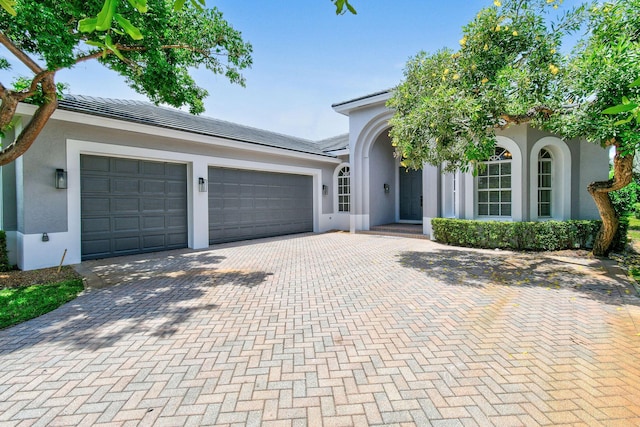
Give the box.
[383,183,390,193]
[198,177,208,193]
[42,233,49,242]
[322,184,328,196]
[55,169,67,189]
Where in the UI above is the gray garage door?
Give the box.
[208,167,313,244]
[81,155,188,260]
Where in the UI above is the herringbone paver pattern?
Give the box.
[1,232,639,426]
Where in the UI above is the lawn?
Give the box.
[0,267,84,330]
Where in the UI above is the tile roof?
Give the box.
[331,89,391,108]
[58,94,334,157]
[315,134,349,151]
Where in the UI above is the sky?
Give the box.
[0,0,584,141]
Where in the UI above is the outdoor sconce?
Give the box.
[383,183,390,193]
[198,177,208,193]
[55,169,67,189]
[322,184,328,196]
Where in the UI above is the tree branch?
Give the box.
[0,31,44,74]
[499,105,554,128]
[0,75,58,166]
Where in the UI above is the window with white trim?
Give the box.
[538,149,552,217]
[477,147,512,217]
[337,166,350,212]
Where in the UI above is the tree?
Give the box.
[0,0,357,166]
[0,0,252,165]
[388,0,640,256]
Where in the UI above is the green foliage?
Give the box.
[611,177,640,215]
[11,77,68,105]
[0,231,9,272]
[0,0,15,16]
[431,218,628,252]
[548,1,640,156]
[387,0,572,172]
[333,0,357,15]
[0,0,253,114]
[0,279,83,329]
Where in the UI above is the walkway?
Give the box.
[1,233,639,425]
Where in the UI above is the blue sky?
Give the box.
[1,0,584,140]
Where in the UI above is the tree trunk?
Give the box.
[0,75,58,166]
[588,141,634,256]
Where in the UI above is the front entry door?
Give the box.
[399,168,423,221]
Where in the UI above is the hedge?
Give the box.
[431,218,628,252]
[0,231,9,272]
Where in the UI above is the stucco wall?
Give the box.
[579,142,610,220]
[369,132,395,226]
[17,116,340,235]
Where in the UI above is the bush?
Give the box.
[432,218,627,252]
[0,231,9,272]
[611,176,640,216]
[634,204,640,220]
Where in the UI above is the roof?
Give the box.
[315,134,349,151]
[58,94,333,157]
[331,89,391,108]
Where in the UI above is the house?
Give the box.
[0,91,609,270]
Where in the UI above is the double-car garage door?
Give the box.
[81,156,313,260]
[81,155,189,260]
[208,167,313,244]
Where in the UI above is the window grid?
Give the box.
[477,147,512,217]
[538,149,552,217]
[338,167,350,212]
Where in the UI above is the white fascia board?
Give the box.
[326,149,349,156]
[16,103,341,165]
[332,91,393,116]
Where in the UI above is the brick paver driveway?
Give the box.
[1,233,640,426]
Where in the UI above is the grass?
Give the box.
[0,279,84,329]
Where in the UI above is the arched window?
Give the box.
[337,166,350,212]
[538,149,552,217]
[478,147,512,217]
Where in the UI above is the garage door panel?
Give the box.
[142,180,165,194]
[166,181,185,194]
[113,216,140,232]
[82,217,111,233]
[113,179,140,194]
[165,163,187,178]
[142,198,165,212]
[142,216,165,230]
[141,161,165,176]
[167,214,187,228]
[142,234,165,249]
[82,177,110,193]
[81,155,187,260]
[114,158,140,174]
[113,236,140,252]
[209,167,312,244]
[82,197,110,213]
[113,198,139,213]
[81,155,110,172]
[82,239,111,257]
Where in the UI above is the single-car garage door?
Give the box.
[208,167,313,244]
[81,155,188,260]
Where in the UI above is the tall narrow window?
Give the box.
[477,147,512,217]
[538,149,552,217]
[337,166,350,212]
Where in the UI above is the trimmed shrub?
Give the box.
[0,231,9,272]
[431,218,626,252]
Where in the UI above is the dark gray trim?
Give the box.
[331,89,391,108]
